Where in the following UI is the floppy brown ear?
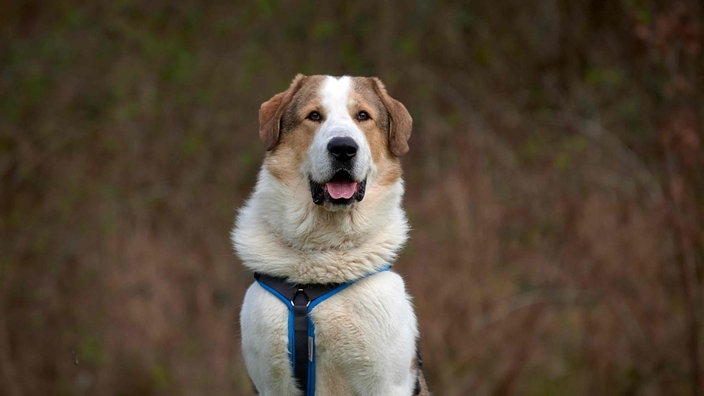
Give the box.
[259,74,307,150]
[371,77,413,156]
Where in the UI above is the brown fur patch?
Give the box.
[264,76,325,183]
[370,77,413,157]
[351,77,404,186]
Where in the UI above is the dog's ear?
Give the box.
[259,74,307,150]
[371,77,413,156]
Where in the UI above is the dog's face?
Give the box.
[258,75,412,211]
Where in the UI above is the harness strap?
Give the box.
[292,291,309,391]
[254,266,391,396]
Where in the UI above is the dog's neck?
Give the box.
[232,168,409,284]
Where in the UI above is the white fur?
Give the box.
[234,76,418,395]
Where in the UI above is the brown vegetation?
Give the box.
[1,1,702,395]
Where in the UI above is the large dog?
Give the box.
[233,74,427,395]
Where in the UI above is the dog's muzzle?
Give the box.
[309,137,367,206]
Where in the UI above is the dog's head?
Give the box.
[258,74,412,211]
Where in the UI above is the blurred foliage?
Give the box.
[1,0,703,395]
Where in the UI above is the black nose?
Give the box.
[327,137,358,162]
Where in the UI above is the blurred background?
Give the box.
[1,1,703,395]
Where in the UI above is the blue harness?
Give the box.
[254,266,391,396]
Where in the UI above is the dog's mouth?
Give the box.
[310,170,367,206]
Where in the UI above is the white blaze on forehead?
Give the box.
[320,76,353,121]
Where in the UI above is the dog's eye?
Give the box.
[355,111,371,122]
[307,111,323,122]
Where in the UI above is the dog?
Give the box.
[232,74,428,395]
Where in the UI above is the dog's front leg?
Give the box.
[241,284,301,396]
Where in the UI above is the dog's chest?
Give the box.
[241,270,415,393]
[252,271,405,349]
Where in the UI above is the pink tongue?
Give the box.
[326,181,358,199]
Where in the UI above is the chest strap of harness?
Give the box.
[254,266,390,396]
